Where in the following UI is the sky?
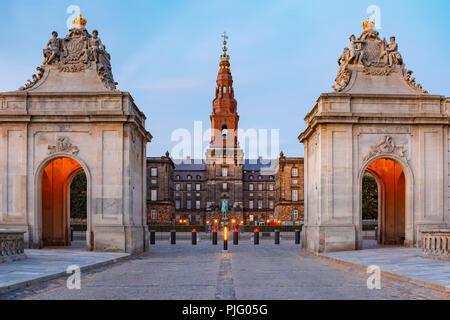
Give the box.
[0,0,449,158]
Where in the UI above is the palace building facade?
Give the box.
[147,37,304,226]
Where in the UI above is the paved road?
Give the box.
[0,242,445,300]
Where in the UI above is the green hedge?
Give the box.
[362,220,378,231]
[243,225,302,232]
[147,225,302,232]
[71,224,87,231]
[148,225,206,232]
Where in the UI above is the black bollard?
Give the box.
[150,230,156,245]
[254,228,259,245]
[212,228,218,245]
[274,229,280,245]
[170,230,176,245]
[70,227,74,242]
[192,228,197,245]
[295,229,300,245]
[233,228,238,245]
[224,226,228,251]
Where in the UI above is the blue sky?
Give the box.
[1,0,449,158]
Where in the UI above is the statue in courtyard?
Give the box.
[43,31,62,65]
[221,200,228,216]
[221,200,229,227]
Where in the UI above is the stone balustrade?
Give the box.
[421,229,449,259]
[0,230,27,263]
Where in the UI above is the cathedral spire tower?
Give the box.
[210,32,239,149]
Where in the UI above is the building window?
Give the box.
[249,193,253,197]
[175,192,180,197]
[196,175,201,180]
[292,167,298,177]
[176,175,180,180]
[258,184,263,191]
[175,200,181,209]
[292,189,298,201]
[195,183,201,191]
[151,167,158,177]
[258,200,263,209]
[187,175,192,180]
[222,125,228,139]
[222,183,228,191]
[196,200,201,210]
[249,175,254,180]
[249,200,254,209]
[270,175,274,180]
[292,179,298,184]
[196,193,201,197]
[258,175,262,180]
[187,200,192,210]
[292,209,299,220]
[187,183,192,191]
[151,179,157,184]
[187,193,191,198]
[269,184,274,191]
[151,189,157,201]
[195,215,200,222]
[150,209,157,220]
[222,167,228,177]
[269,200,274,209]
[175,183,181,191]
[249,184,254,191]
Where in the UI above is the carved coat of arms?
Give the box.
[48,137,79,155]
[20,14,117,91]
[332,18,426,93]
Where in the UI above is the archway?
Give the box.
[40,157,88,248]
[362,158,406,246]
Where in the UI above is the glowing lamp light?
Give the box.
[206,220,210,224]
[214,219,218,224]
[192,228,196,233]
[234,228,238,232]
[254,228,259,233]
[266,219,270,224]
[212,228,217,232]
[240,220,244,225]
[224,226,228,241]
[231,219,236,224]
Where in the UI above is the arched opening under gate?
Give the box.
[40,157,87,248]
[363,158,406,246]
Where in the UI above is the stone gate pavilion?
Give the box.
[299,20,450,253]
[0,15,151,253]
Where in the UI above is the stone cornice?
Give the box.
[299,93,450,142]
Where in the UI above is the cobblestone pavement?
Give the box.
[321,247,450,290]
[0,248,128,293]
[0,242,447,300]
